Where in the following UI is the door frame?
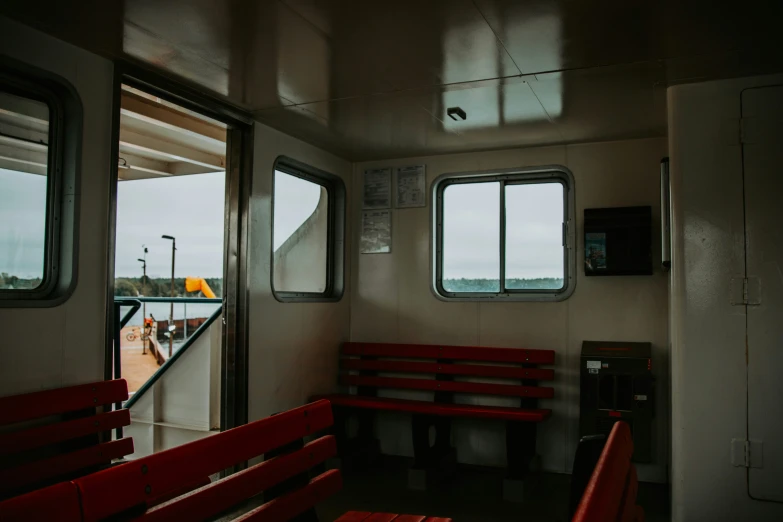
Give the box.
[103,61,253,432]
[740,83,783,504]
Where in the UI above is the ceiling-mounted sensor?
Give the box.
[447,107,467,121]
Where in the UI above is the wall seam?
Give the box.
[563,143,571,473]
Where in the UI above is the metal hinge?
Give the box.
[731,439,764,468]
[730,277,761,306]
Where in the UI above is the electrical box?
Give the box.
[579,341,654,463]
[584,206,653,276]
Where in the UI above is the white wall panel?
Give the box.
[127,316,222,459]
[247,124,352,421]
[352,138,669,481]
[0,17,113,396]
[743,84,783,503]
[669,74,783,521]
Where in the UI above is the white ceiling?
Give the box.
[2,0,781,160]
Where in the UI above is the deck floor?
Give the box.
[120,327,160,393]
[317,456,670,522]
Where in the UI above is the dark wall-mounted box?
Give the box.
[580,341,654,463]
[584,206,652,276]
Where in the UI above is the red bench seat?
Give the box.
[0,379,133,497]
[0,399,453,522]
[336,512,452,522]
[320,395,551,422]
[319,342,556,492]
[322,342,555,421]
[572,421,644,522]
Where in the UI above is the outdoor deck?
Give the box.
[120,327,161,393]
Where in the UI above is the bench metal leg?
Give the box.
[409,414,456,490]
[264,438,321,521]
[503,420,539,502]
[331,406,380,471]
[506,420,537,479]
[411,414,452,467]
[504,365,541,503]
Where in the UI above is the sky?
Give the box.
[2,165,563,283]
[443,181,564,280]
[115,172,226,278]
[0,168,47,278]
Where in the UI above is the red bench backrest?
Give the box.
[340,342,555,399]
[73,399,340,522]
[572,421,644,522]
[0,379,133,497]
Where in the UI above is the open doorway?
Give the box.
[114,85,226,394]
[108,77,251,456]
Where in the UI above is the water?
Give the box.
[120,301,222,327]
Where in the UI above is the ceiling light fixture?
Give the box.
[447,107,467,121]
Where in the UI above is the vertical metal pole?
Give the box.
[169,239,175,358]
[184,302,188,339]
[499,180,506,293]
[142,259,147,354]
[113,303,123,440]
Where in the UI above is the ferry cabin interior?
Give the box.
[1,1,782,521]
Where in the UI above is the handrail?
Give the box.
[112,299,140,439]
[123,305,222,410]
[118,299,141,329]
[114,296,221,304]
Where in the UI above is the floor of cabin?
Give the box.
[317,455,670,522]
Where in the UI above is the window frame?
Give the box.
[432,165,576,302]
[271,156,345,303]
[0,60,81,306]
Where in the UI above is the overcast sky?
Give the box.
[3,166,563,283]
[0,168,47,278]
[443,181,563,280]
[115,172,226,278]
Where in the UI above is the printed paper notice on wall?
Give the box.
[361,210,392,254]
[363,168,391,209]
[396,165,426,208]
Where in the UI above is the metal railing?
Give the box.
[113,297,222,411]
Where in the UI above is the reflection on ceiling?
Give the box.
[1,0,781,160]
[118,86,226,181]
[0,91,50,176]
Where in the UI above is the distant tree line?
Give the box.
[114,276,223,298]
[443,278,564,292]
[0,272,42,290]
[5,273,560,295]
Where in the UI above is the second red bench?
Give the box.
[316,342,555,495]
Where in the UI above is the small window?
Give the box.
[433,166,575,301]
[271,157,345,302]
[0,92,49,290]
[0,66,79,306]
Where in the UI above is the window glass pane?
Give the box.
[442,181,500,292]
[505,182,564,290]
[0,91,50,290]
[273,170,328,293]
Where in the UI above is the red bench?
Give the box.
[1,399,451,522]
[336,514,451,522]
[316,342,555,493]
[572,421,644,522]
[0,379,133,499]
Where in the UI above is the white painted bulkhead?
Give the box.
[4,11,783,522]
[668,74,783,522]
[0,17,114,396]
[351,137,670,483]
[126,313,222,457]
[247,124,352,422]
